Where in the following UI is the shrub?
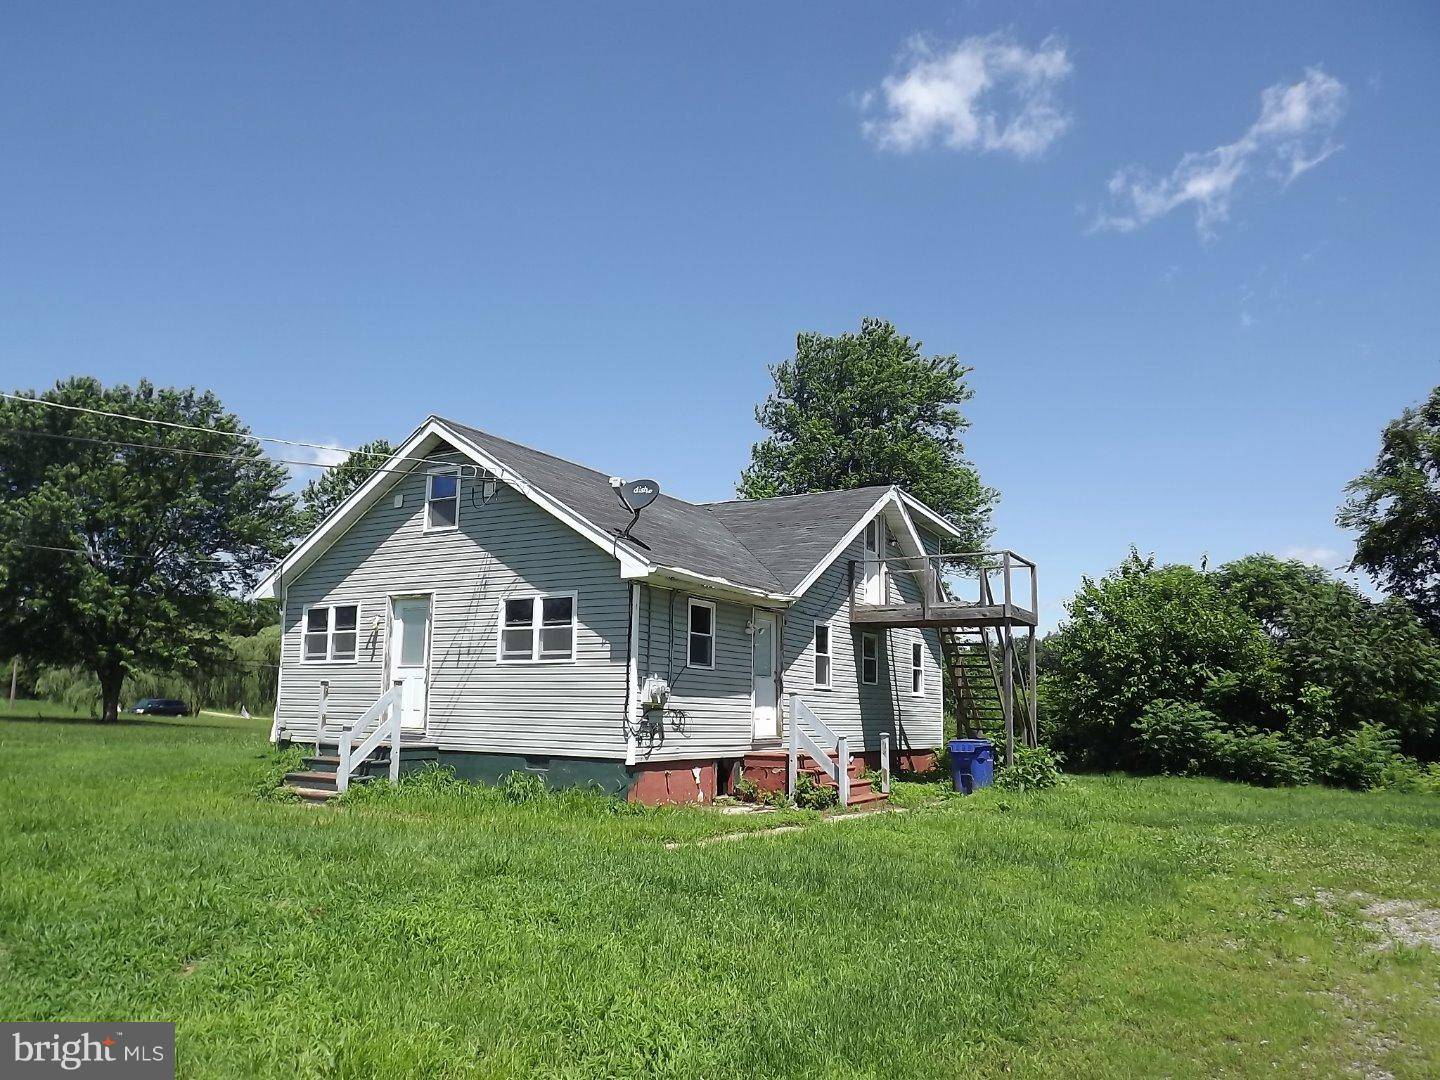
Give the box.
[993,745,1066,792]
[1133,700,1224,775]
[1208,729,1312,787]
[794,771,838,810]
[1307,722,1403,791]
[733,777,787,808]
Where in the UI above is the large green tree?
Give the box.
[0,378,294,721]
[1337,384,1440,632]
[738,318,996,549]
[295,438,394,534]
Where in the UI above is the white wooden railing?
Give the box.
[788,693,850,807]
[335,680,405,793]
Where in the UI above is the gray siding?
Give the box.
[633,519,944,763]
[780,526,944,754]
[277,456,630,759]
[632,586,760,762]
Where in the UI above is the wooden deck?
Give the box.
[849,601,1038,629]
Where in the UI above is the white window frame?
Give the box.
[813,621,833,690]
[910,639,924,696]
[860,631,879,685]
[687,598,716,670]
[300,602,361,664]
[424,466,461,533]
[494,591,578,665]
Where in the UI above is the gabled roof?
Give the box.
[703,486,894,593]
[444,420,784,593]
[253,416,962,604]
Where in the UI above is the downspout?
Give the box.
[269,578,286,745]
[624,583,640,766]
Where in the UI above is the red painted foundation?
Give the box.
[627,760,718,805]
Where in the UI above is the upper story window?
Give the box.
[688,599,715,669]
[813,622,832,689]
[860,631,879,685]
[910,640,924,695]
[426,468,460,531]
[303,604,359,662]
[499,594,576,663]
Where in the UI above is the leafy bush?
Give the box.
[1307,722,1403,791]
[793,771,838,810]
[734,777,788,808]
[1133,700,1224,775]
[993,745,1066,792]
[1208,729,1312,787]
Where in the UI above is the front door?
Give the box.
[388,596,431,733]
[752,609,779,741]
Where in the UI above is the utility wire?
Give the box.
[0,391,452,471]
[6,541,241,566]
[0,426,486,482]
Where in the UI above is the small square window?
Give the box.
[498,594,577,663]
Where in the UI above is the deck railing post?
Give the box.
[337,721,354,793]
[389,678,402,784]
[836,734,850,807]
[787,693,799,799]
[1002,551,1013,616]
[1026,631,1038,749]
[879,731,891,795]
[1002,626,1015,767]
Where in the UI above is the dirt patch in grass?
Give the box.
[1303,890,1440,952]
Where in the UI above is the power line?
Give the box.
[0,391,447,471]
[5,541,241,566]
[0,426,480,482]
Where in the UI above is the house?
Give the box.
[254,416,1038,805]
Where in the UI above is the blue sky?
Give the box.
[4,2,1437,625]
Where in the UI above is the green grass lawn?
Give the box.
[1,706,1437,1078]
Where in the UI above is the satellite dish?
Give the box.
[619,479,660,512]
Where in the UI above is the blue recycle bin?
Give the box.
[948,738,996,794]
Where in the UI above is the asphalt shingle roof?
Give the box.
[441,418,893,596]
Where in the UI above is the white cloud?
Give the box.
[278,440,350,486]
[1094,68,1347,238]
[860,34,1073,159]
[1280,545,1341,567]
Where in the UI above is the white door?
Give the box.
[388,596,431,733]
[862,519,884,603]
[752,610,779,741]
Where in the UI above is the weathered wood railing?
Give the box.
[335,680,405,793]
[788,693,850,807]
[852,549,1038,621]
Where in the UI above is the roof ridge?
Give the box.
[703,484,893,506]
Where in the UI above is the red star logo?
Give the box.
[102,1038,116,1047]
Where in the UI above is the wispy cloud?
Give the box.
[1280,545,1341,567]
[860,33,1072,159]
[278,440,350,484]
[1093,68,1347,238]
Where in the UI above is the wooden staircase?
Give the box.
[283,744,439,804]
[940,625,1006,739]
[740,749,888,808]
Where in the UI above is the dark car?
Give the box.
[131,698,191,716]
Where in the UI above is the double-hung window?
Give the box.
[303,604,359,662]
[426,468,460,531]
[688,599,715,669]
[860,632,879,685]
[499,594,576,662]
[813,622,832,689]
[910,640,924,695]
